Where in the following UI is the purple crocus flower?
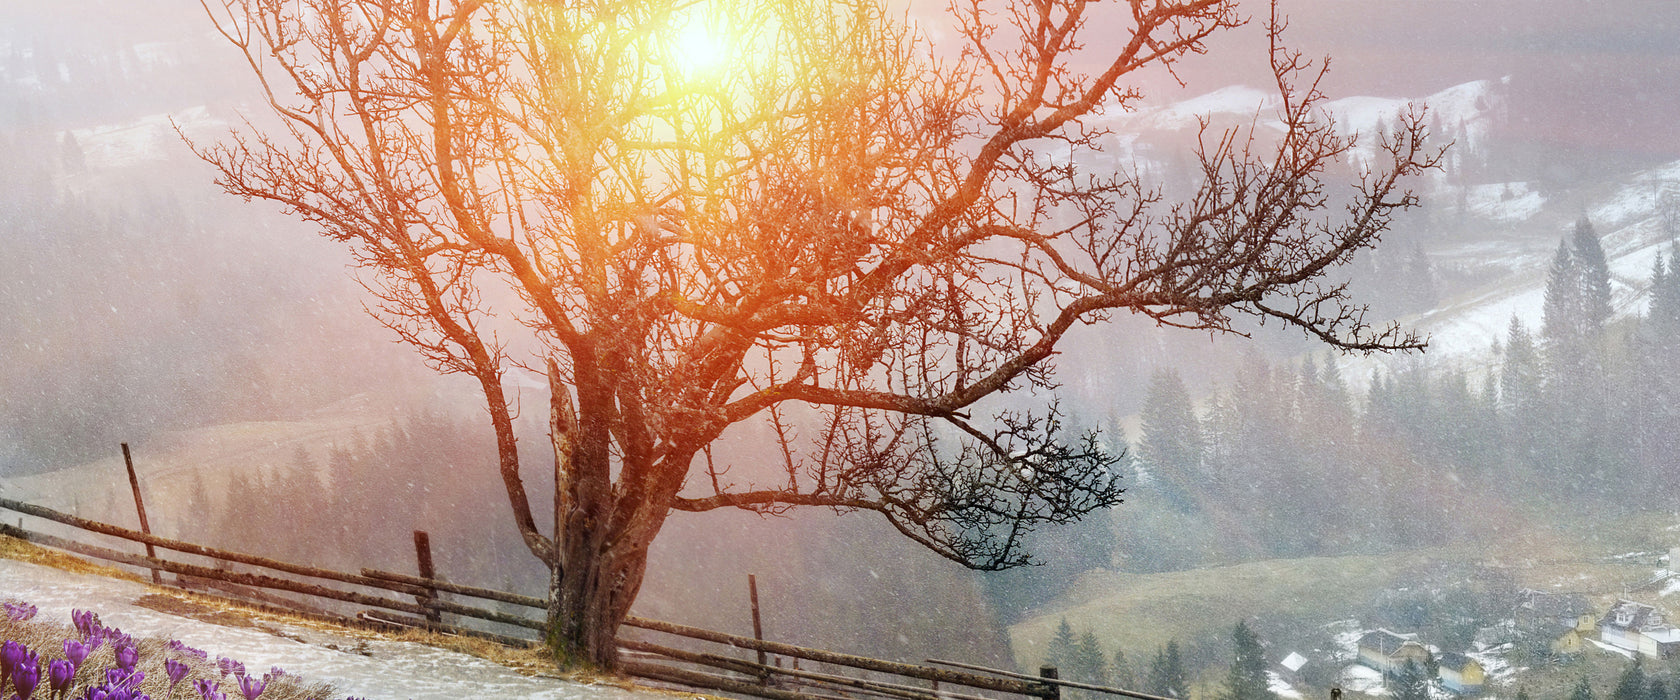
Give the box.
[63,639,90,669]
[193,679,225,700]
[114,644,139,672]
[12,648,40,700]
[166,641,207,660]
[47,659,73,697]
[166,658,190,688]
[71,609,104,641]
[105,631,134,650]
[4,602,37,622]
[1,639,20,690]
[90,687,139,700]
[235,673,267,700]
[214,658,243,679]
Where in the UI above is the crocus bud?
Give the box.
[167,658,192,688]
[115,643,140,671]
[237,672,268,700]
[47,659,73,694]
[12,649,40,700]
[63,639,90,668]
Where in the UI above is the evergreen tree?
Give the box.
[1046,618,1078,672]
[1611,657,1646,700]
[1149,641,1188,699]
[180,470,213,541]
[1543,240,1587,370]
[1073,631,1109,687]
[1392,659,1431,700]
[1573,677,1596,700]
[1111,649,1138,691]
[1403,242,1439,311]
[1515,688,1532,700]
[1649,678,1667,700]
[1138,368,1204,512]
[1225,621,1275,700]
[59,130,85,174]
[1500,316,1543,463]
[1571,216,1613,334]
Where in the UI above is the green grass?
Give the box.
[1010,507,1680,699]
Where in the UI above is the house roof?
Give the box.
[1517,589,1594,619]
[1437,652,1480,674]
[1644,626,1680,644]
[1281,652,1308,672]
[1602,600,1665,630]
[1358,630,1425,657]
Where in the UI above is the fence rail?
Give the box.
[0,494,1140,700]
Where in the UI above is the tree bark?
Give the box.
[545,528,655,668]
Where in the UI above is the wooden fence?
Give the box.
[0,493,1160,700]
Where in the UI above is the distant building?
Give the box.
[1278,651,1309,682]
[1516,589,1595,629]
[1511,589,1597,657]
[1356,630,1432,675]
[1599,600,1680,659]
[1436,652,1485,694]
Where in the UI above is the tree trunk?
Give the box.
[545,532,654,669]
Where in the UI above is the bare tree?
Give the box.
[191,0,1434,667]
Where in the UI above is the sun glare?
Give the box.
[668,9,733,80]
[673,18,728,77]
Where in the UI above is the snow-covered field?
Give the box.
[0,558,666,700]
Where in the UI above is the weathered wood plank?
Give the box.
[622,616,1049,697]
[360,568,546,609]
[0,497,427,597]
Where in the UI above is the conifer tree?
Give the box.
[1225,621,1275,700]
[1573,676,1596,700]
[1543,241,1586,371]
[1075,631,1108,680]
[1611,657,1646,700]
[1393,659,1431,700]
[1074,631,1109,691]
[1139,367,1204,512]
[1046,618,1078,672]
[1111,649,1138,691]
[1149,641,1189,699]
[1572,217,1614,335]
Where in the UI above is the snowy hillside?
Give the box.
[1100,76,1679,380]
[0,557,658,700]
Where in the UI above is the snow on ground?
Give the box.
[1339,663,1387,696]
[1267,671,1302,700]
[1464,183,1544,224]
[1465,644,1519,687]
[1586,638,1637,659]
[1326,620,1364,663]
[74,106,225,169]
[1139,85,1277,131]
[0,559,665,700]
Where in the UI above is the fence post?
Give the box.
[749,574,768,679]
[1039,666,1060,700]
[120,443,161,585]
[413,530,441,623]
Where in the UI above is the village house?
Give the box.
[1599,600,1680,659]
[1437,652,1486,694]
[1278,651,1309,684]
[1356,629,1432,675]
[1513,589,1597,656]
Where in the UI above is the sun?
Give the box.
[667,7,733,80]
